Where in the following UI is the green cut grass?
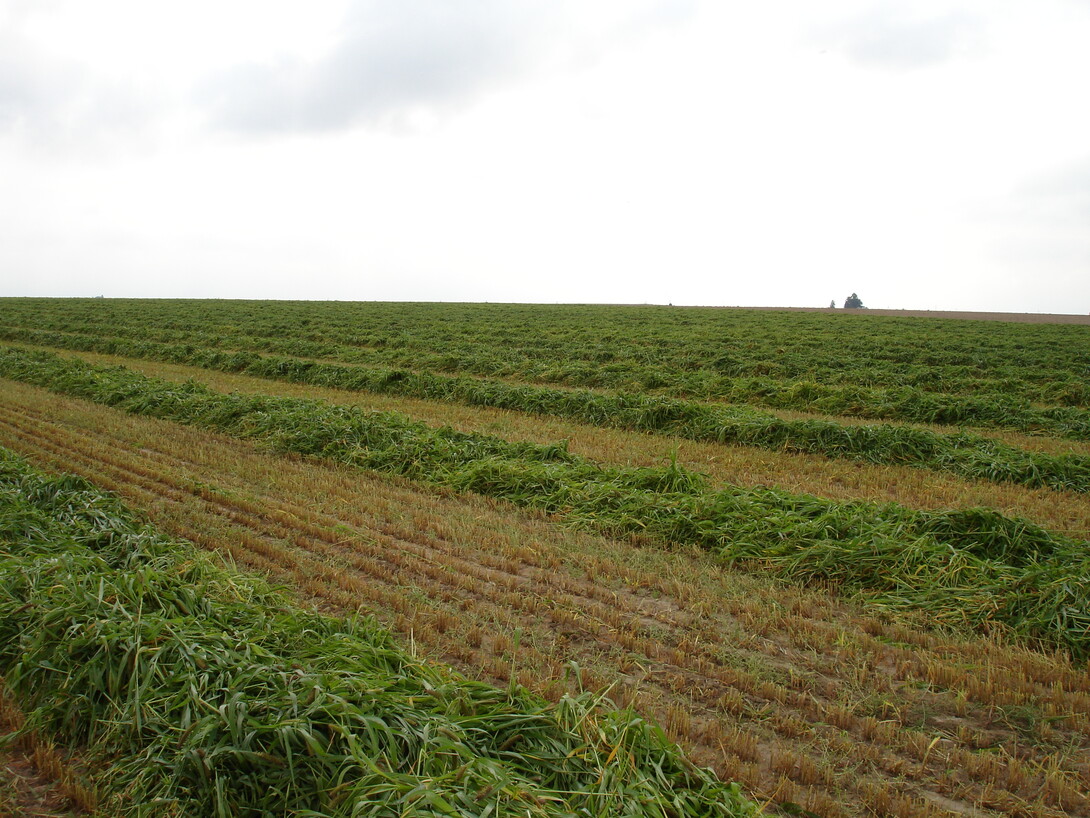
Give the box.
[3,328,1090,491]
[1,346,1088,660]
[0,447,758,817]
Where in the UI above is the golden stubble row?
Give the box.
[0,380,1087,818]
[45,347,1090,541]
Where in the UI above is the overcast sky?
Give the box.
[2,1,1089,313]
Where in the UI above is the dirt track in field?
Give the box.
[0,688,87,817]
[1,379,1089,817]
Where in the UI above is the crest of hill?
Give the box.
[734,307,1090,325]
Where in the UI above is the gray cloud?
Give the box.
[0,27,159,156]
[811,8,985,70]
[1,0,697,145]
[199,0,697,135]
[0,34,70,129]
[200,1,554,134]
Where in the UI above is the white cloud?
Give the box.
[809,6,986,71]
[197,1,699,135]
[199,2,551,134]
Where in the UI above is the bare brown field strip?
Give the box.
[0,685,91,818]
[43,347,1090,541]
[1,380,1088,817]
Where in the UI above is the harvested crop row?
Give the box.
[0,447,758,817]
[4,298,1088,408]
[7,327,1090,487]
[2,346,1088,660]
[7,393,1088,725]
[10,390,1089,705]
[6,321,1090,443]
[56,344,1090,540]
[2,385,1086,818]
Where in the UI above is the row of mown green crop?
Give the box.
[14,318,1078,402]
[0,448,757,817]
[5,318,1090,431]
[2,347,1087,659]
[5,297,1088,404]
[5,328,1090,490]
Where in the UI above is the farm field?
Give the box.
[0,448,754,816]
[1,298,1089,817]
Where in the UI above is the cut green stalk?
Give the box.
[1,347,1087,659]
[0,448,759,816]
